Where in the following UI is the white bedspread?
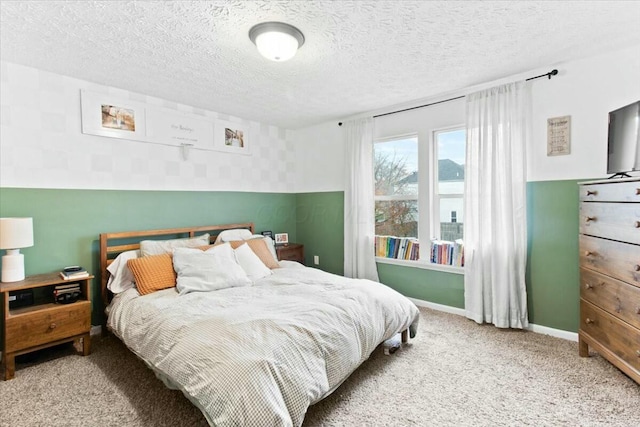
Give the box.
[107,266,419,427]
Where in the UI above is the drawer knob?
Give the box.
[584,216,596,223]
[636,307,640,315]
[585,283,593,289]
[586,190,597,196]
[635,265,640,272]
[584,250,595,257]
[637,350,640,357]
[636,221,640,229]
[49,323,57,330]
[636,188,640,196]
[585,318,594,325]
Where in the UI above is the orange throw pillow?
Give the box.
[127,253,176,295]
[229,239,280,269]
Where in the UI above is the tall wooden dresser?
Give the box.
[579,177,640,384]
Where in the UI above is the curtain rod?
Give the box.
[337,69,558,126]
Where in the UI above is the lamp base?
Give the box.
[2,249,25,282]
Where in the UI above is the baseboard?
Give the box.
[408,297,578,342]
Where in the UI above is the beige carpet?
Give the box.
[1,307,638,427]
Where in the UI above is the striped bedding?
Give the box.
[107,265,419,427]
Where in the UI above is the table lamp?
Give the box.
[0,217,34,282]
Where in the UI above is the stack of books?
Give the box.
[59,266,89,280]
[375,236,420,261]
[430,239,464,267]
[53,283,82,304]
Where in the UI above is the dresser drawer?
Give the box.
[579,202,640,245]
[580,180,640,202]
[5,302,91,352]
[580,300,640,372]
[579,234,640,286]
[580,268,640,330]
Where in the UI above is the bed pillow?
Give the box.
[173,244,251,295]
[249,235,278,262]
[234,243,272,281]
[127,253,176,295]
[213,228,253,244]
[106,250,139,293]
[228,238,280,269]
[140,233,210,257]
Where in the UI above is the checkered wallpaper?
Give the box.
[0,61,297,193]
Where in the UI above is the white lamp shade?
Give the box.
[0,217,34,249]
[255,31,300,61]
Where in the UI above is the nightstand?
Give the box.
[276,243,305,264]
[1,272,93,380]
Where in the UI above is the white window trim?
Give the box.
[375,256,464,275]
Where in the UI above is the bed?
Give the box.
[100,223,420,427]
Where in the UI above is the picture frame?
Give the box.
[260,230,274,240]
[274,233,289,245]
[81,90,147,141]
[215,120,251,155]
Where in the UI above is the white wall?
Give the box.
[0,61,297,192]
[293,44,640,190]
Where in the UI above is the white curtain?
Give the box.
[464,81,531,329]
[344,117,380,281]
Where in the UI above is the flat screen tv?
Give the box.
[607,100,640,177]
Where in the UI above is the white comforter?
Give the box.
[108,266,419,427]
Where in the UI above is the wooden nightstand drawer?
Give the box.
[5,301,91,353]
[276,243,304,264]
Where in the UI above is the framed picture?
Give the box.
[274,233,289,245]
[81,90,147,141]
[215,120,251,155]
[260,230,274,240]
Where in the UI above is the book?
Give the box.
[59,270,89,280]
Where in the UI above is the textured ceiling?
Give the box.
[1,1,640,129]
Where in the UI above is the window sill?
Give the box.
[375,257,464,275]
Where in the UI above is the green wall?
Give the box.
[296,180,582,333]
[295,192,344,275]
[0,188,298,326]
[0,180,582,334]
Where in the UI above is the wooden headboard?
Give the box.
[99,222,254,307]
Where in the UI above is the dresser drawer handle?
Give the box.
[584,250,595,257]
[635,265,640,272]
[585,283,593,290]
[636,221,640,229]
[584,216,596,223]
[49,323,57,330]
[636,188,640,196]
[585,318,594,325]
[636,307,640,315]
[586,190,598,196]
[637,350,640,357]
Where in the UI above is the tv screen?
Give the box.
[607,100,640,175]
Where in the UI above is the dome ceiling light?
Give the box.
[249,22,305,62]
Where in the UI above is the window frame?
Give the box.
[373,125,465,273]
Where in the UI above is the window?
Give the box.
[374,127,465,267]
[433,128,465,242]
[374,136,418,238]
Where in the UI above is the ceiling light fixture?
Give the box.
[249,22,305,62]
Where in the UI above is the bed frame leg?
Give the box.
[401,329,409,344]
[384,329,410,355]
